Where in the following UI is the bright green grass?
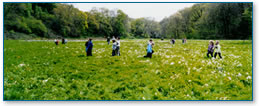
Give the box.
[4,39,252,100]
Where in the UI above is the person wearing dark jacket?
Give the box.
[62,38,65,44]
[112,39,117,56]
[171,38,175,44]
[107,37,110,45]
[207,40,214,58]
[85,38,93,56]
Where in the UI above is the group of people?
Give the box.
[54,38,67,45]
[170,38,187,45]
[111,37,120,56]
[207,40,222,59]
[84,36,121,57]
[55,37,223,59]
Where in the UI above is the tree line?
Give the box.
[4,3,252,39]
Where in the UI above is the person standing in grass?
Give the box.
[171,38,175,44]
[85,38,93,56]
[107,36,110,45]
[62,38,67,44]
[214,40,222,59]
[144,39,154,58]
[112,39,117,56]
[116,37,121,56]
[54,39,59,45]
[62,38,65,44]
[207,40,214,58]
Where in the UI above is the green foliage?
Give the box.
[131,18,161,38]
[53,4,88,37]
[4,39,252,100]
[26,18,47,37]
[160,3,252,39]
[4,16,47,37]
[4,3,53,37]
[113,10,129,37]
[4,3,253,39]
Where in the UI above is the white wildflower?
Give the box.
[247,76,252,80]
[170,62,174,65]
[18,63,25,67]
[237,63,242,67]
[43,79,48,83]
[237,73,242,77]
[228,77,232,80]
[142,97,146,100]
[218,67,223,71]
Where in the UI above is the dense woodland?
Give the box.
[4,3,252,39]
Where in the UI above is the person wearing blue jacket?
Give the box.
[112,39,117,56]
[85,38,93,56]
[144,39,154,58]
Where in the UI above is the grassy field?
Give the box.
[4,39,253,100]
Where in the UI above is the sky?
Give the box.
[70,3,195,22]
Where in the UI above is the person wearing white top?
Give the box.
[116,37,120,56]
[214,40,222,59]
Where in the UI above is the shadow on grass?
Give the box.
[78,54,85,57]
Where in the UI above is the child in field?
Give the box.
[85,38,93,56]
[207,40,214,58]
[116,37,120,56]
[54,39,59,45]
[112,39,117,56]
[144,39,154,58]
[182,38,184,44]
[214,40,222,59]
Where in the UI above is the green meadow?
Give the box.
[4,39,252,100]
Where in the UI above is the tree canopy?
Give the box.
[4,3,252,39]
